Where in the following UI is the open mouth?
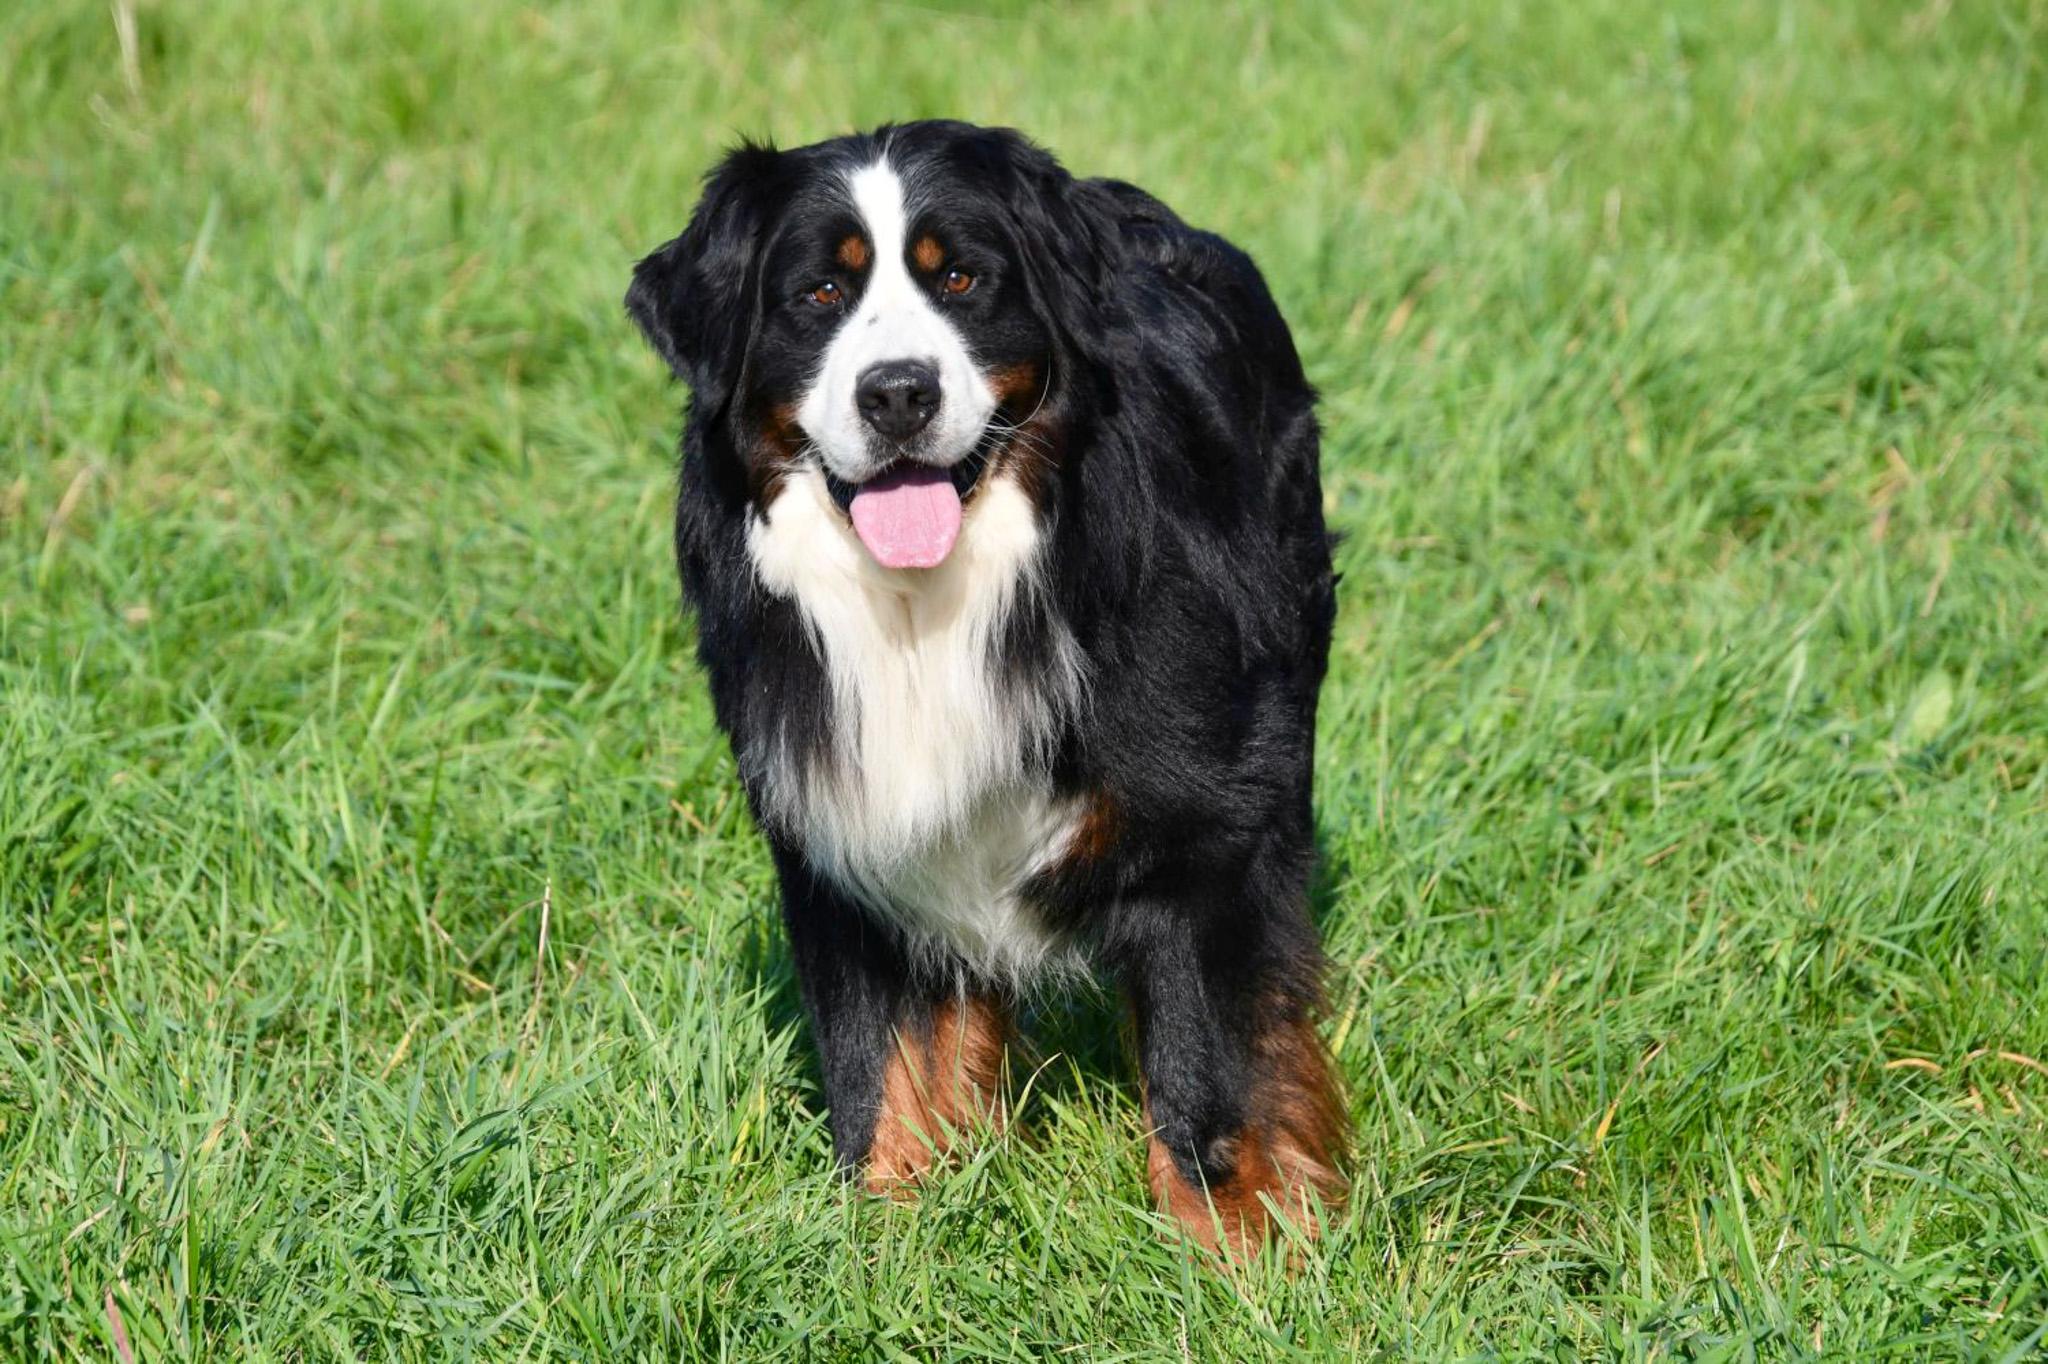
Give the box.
[821,446,993,571]
[822,443,991,515]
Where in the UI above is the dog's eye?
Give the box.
[808,281,843,307]
[941,268,975,297]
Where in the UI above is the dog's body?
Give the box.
[628,121,1344,1251]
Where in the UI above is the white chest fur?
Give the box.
[744,466,1087,983]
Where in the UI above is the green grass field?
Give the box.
[6,0,2047,1356]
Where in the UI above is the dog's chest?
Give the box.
[744,468,1085,981]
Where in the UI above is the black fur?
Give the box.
[627,121,1337,1201]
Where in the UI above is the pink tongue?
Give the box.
[848,466,962,569]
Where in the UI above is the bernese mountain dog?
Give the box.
[626,120,1344,1254]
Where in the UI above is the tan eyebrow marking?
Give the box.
[912,235,944,272]
[836,235,870,271]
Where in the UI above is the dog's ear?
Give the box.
[625,142,784,420]
[954,127,1127,376]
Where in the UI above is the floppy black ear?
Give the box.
[624,143,784,419]
[954,127,1128,373]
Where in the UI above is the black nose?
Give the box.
[855,360,941,440]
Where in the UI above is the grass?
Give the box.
[4,0,2047,1356]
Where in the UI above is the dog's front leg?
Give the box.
[772,848,1008,1191]
[1119,885,1347,1256]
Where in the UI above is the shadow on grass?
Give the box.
[1308,817,1353,942]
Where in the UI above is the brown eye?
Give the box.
[942,268,975,296]
[809,281,842,306]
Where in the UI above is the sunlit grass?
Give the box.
[4,0,2046,1357]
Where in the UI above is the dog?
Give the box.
[626,120,1344,1253]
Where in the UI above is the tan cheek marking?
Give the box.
[980,361,1062,502]
[912,235,944,272]
[1145,1004,1346,1259]
[988,361,1041,407]
[864,996,1009,1194]
[750,403,802,508]
[836,235,870,271]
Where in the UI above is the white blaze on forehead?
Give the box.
[794,157,997,482]
[848,160,910,270]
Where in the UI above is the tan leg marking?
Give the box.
[865,995,1009,1192]
[1146,1009,1346,1257]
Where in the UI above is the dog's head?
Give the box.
[627,121,1114,569]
